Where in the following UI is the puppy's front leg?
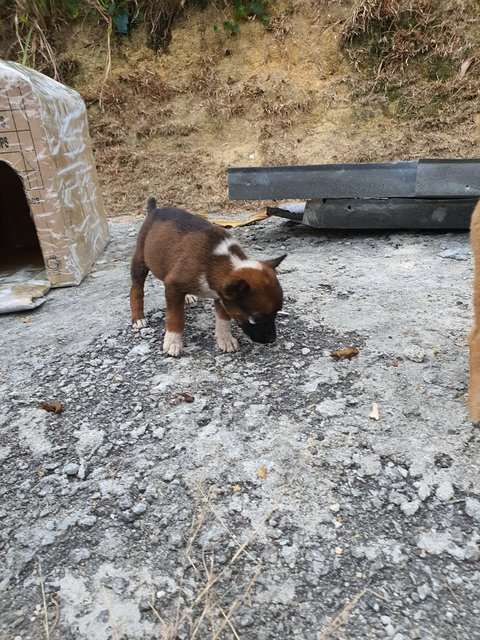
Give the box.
[214,300,239,353]
[163,286,185,357]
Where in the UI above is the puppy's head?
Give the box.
[221,255,286,344]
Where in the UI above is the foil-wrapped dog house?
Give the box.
[0,60,109,313]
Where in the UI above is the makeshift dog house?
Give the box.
[0,60,109,312]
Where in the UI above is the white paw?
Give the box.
[163,331,183,357]
[185,295,198,305]
[132,318,148,329]
[216,334,239,353]
[215,318,239,353]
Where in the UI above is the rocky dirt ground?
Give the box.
[1,213,479,639]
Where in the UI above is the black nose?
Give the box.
[241,322,276,344]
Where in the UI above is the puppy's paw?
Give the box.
[216,334,239,353]
[215,319,239,353]
[185,294,198,305]
[132,318,148,329]
[163,331,183,357]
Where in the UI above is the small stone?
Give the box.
[131,425,147,437]
[70,548,91,562]
[465,497,480,522]
[329,503,340,513]
[77,460,86,480]
[417,531,453,555]
[301,348,311,355]
[77,514,97,527]
[132,502,147,516]
[238,615,254,628]
[162,470,176,482]
[129,343,151,356]
[315,398,346,417]
[44,461,60,471]
[436,481,454,502]
[153,427,165,440]
[380,615,392,625]
[404,345,426,363]
[417,482,431,501]
[401,500,420,516]
[417,584,431,600]
[118,497,133,510]
[63,462,79,476]
[121,511,136,523]
[437,249,467,261]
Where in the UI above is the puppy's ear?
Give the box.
[263,254,287,270]
[223,279,250,300]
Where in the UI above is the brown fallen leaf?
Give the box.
[256,464,267,480]
[331,346,359,360]
[232,484,242,493]
[39,401,63,414]
[212,210,269,228]
[179,392,195,403]
[23,316,31,324]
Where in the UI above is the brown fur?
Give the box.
[130,200,285,355]
[468,199,480,422]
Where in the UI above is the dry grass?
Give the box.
[148,484,263,640]
[340,0,480,128]
[37,558,60,639]
[341,0,469,73]
[318,587,390,639]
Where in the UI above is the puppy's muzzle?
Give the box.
[241,315,277,344]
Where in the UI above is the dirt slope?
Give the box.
[2,0,477,217]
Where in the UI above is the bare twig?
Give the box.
[37,559,50,640]
[318,587,389,640]
[49,596,60,634]
[196,484,260,565]
[211,562,262,640]
[102,586,121,640]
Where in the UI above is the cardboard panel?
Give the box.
[0,60,109,291]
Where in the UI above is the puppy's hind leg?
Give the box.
[130,257,149,329]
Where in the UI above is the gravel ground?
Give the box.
[1,215,479,640]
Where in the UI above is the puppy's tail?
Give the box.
[146,197,157,214]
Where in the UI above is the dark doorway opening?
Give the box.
[0,160,45,270]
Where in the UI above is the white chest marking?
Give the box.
[197,274,219,299]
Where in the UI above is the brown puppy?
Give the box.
[469,199,480,422]
[130,198,286,356]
